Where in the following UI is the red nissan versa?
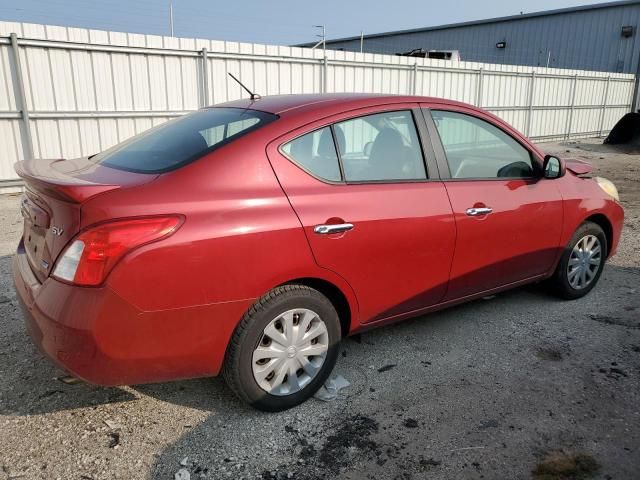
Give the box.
[13,94,623,411]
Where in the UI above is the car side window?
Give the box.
[335,111,427,182]
[281,127,342,182]
[431,110,534,179]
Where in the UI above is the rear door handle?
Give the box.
[466,207,493,216]
[313,223,354,234]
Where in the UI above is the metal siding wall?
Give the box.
[0,21,636,190]
[327,4,640,74]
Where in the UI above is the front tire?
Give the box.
[549,221,607,300]
[223,285,341,411]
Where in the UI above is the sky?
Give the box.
[0,0,611,45]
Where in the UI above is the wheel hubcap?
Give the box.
[252,308,329,396]
[567,234,602,290]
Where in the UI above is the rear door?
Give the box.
[422,105,563,299]
[267,104,456,323]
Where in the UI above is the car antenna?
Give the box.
[228,73,261,100]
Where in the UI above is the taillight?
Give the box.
[52,216,182,286]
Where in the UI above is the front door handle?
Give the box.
[466,207,493,216]
[314,223,354,234]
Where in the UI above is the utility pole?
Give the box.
[169,2,174,37]
[312,25,326,56]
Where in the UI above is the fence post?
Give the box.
[200,48,209,106]
[9,33,34,160]
[323,56,328,93]
[565,74,578,140]
[526,71,536,137]
[598,76,611,137]
[412,62,418,95]
[476,68,484,107]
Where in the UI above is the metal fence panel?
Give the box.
[0,20,636,192]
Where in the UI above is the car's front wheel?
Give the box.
[549,221,607,300]
[223,284,341,411]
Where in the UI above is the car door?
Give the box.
[422,104,563,300]
[266,104,456,324]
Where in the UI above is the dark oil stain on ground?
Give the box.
[588,314,640,329]
[536,347,564,362]
[262,414,441,479]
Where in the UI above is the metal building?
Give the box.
[306,1,640,76]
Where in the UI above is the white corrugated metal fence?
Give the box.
[0,21,636,192]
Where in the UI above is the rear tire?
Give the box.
[223,284,341,411]
[549,221,607,300]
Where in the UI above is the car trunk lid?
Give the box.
[15,157,158,282]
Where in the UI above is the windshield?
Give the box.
[91,108,278,173]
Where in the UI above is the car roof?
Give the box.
[209,93,470,116]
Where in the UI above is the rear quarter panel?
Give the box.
[78,127,360,374]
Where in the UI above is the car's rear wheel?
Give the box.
[549,221,607,299]
[223,284,341,411]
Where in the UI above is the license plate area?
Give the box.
[21,194,53,276]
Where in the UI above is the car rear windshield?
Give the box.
[90,108,278,173]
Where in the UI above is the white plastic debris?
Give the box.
[56,375,83,385]
[314,374,350,401]
[174,468,190,480]
[179,456,189,467]
[104,419,120,430]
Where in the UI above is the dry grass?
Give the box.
[532,451,600,480]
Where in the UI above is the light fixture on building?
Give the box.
[496,41,507,49]
[621,26,634,38]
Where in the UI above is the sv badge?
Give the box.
[51,226,64,236]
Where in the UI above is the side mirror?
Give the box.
[543,155,565,179]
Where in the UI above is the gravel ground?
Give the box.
[0,138,638,480]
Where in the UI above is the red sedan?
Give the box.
[13,94,623,411]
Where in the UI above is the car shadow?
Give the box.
[142,263,639,479]
[0,254,138,415]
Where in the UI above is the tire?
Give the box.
[222,284,341,411]
[549,221,607,300]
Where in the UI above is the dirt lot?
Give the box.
[0,138,638,480]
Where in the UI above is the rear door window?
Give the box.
[335,111,427,182]
[91,108,277,173]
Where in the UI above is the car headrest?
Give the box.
[370,128,404,165]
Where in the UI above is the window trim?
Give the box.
[278,108,433,185]
[425,107,543,181]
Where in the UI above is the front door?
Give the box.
[267,105,456,323]
[423,106,563,300]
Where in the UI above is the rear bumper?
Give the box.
[13,248,253,386]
